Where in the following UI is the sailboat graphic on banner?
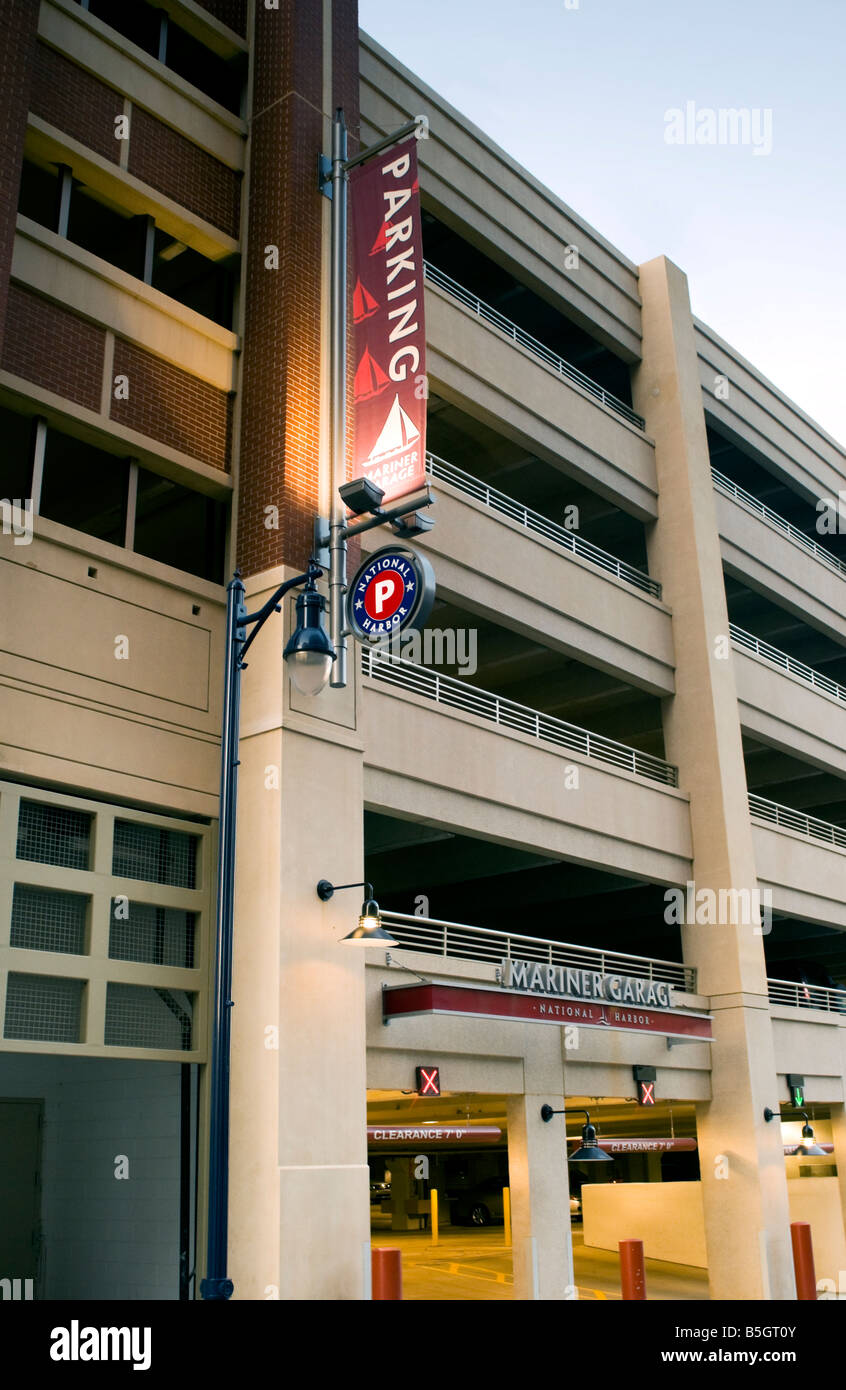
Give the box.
[354,347,390,401]
[353,277,379,323]
[366,393,420,464]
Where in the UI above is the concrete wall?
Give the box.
[582,1180,708,1267]
[752,822,846,932]
[0,527,224,817]
[363,681,692,884]
[427,286,657,520]
[364,479,674,697]
[787,1179,846,1288]
[584,1175,846,1285]
[0,1053,186,1299]
[717,493,846,647]
[735,648,846,780]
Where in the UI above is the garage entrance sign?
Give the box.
[383,981,713,1042]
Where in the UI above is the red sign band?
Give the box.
[382,982,713,1041]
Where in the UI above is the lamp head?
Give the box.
[341,897,397,946]
[283,572,335,695]
[570,1119,614,1164]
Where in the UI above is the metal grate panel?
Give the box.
[104,984,193,1050]
[16,799,92,871]
[4,972,84,1042]
[109,900,196,967]
[112,820,198,889]
[11,884,88,955]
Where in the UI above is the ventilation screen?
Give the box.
[11,884,88,955]
[105,984,193,1050]
[16,800,92,871]
[4,973,84,1042]
[112,821,198,889]
[109,900,195,968]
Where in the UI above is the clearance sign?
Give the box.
[349,137,426,505]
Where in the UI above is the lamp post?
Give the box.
[200,562,334,1301]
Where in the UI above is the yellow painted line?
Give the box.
[418,1263,514,1287]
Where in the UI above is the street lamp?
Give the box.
[541,1104,614,1162]
[201,561,333,1302]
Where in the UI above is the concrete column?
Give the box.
[507,1038,574,1300]
[228,568,368,1300]
[646,1153,662,1183]
[633,256,794,1300]
[389,1157,414,1231]
[829,1102,846,1251]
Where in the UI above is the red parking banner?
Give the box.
[349,137,426,505]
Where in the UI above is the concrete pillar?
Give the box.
[633,256,794,1300]
[390,1157,414,1231]
[829,1102,846,1250]
[227,568,369,1300]
[507,1041,574,1300]
[646,1153,662,1183]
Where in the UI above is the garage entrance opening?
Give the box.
[368,1091,709,1300]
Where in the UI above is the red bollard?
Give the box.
[619,1238,647,1300]
[790,1222,817,1301]
[372,1246,403,1300]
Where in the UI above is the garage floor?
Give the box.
[370,1225,710,1301]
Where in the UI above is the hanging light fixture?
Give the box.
[541,1104,613,1162]
[316,879,397,946]
[283,572,335,696]
[763,1105,828,1156]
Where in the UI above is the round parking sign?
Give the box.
[347,545,435,641]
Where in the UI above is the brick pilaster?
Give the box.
[0,0,40,362]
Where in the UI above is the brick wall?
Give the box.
[0,1,40,363]
[2,286,105,411]
[110,338,232,470]
[128,108,242,239]
[194,0,248,38]
[237,0,360,577]
[30,43,124,165]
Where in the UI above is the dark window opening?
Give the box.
[18,158,61,233]
[78,0,246,114]
[134,467,226,582]
[151,230,237,328]
[39,429,129,545]
[422,210,634,407]
[164,22,246,114]
[0,406,37,500]
[66,184,148,279]
[85,0,161,57]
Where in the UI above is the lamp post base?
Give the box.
[200,1277,234,1300]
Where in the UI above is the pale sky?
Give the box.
[359,0,846,449]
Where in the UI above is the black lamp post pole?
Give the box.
[200,563,322,1301]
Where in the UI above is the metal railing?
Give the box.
[767,977,846,1014]
[731,624,846,705]
[749,793,846,850]
[361,648,678,786]
[382,910,696,992]
[426,451,661,599]
[712,468,846,580]
[423,260,645,431]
